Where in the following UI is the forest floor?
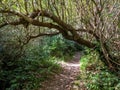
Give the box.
[40,52,86,90]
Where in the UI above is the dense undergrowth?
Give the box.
[79,49,120,90]
[0,35,81,90]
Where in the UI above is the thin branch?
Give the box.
[0,22,8,28]
[30,32,60,38]
[0,21,22,28]
[23,32,60,45]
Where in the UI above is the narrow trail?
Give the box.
[40,52,84,90]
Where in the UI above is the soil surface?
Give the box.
[39,52,85,90]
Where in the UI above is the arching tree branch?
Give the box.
[0,10,96,48]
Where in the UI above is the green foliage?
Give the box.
[86,70,120,90]
[80,49,100,71]
[0,43,61,90]
[0,34,80,90]
[41,35,83,61]
[80,55,89,71]
[79,50,120,90]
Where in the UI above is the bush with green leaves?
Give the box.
[86,70,120,90]
[42,35,83,60]
[0,34,81,90]
[80,49,120,90]
[0,43,61,90]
